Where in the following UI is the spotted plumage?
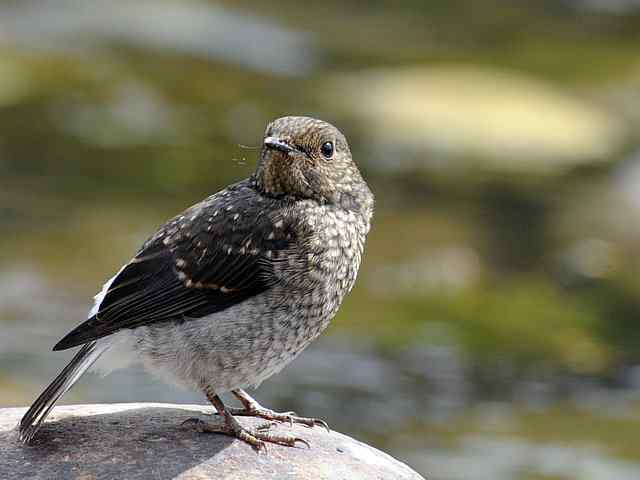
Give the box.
[20,116,374,449]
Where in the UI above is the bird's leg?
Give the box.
[181,388,310,451]
[223,388,330,432]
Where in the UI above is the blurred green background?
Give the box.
[2,1,640,478]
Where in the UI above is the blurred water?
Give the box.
[0,1,315,75]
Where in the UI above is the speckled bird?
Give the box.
[20,116,374,450]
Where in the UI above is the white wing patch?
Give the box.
[88,265,126,318]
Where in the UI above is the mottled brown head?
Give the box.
[254,116,373,212]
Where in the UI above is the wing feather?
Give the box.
[53,181,294,351]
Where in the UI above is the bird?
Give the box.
[19,116,374,450]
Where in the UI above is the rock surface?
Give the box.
[0,403,425,480]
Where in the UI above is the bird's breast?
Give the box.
[276,203,369,318]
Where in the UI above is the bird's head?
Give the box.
[254,116,373,213]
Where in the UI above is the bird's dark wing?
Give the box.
[53,182,294,351]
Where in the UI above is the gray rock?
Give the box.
[0,403,425,480]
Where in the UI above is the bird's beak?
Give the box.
[264,136,298,154]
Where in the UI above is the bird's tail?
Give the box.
[19,340,110,444]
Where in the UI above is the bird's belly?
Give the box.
[131,290,333,393]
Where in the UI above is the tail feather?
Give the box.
[19,340,110,443]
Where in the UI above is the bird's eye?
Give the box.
[320,141,334,159]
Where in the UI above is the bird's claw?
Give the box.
[253,430,311,449]
[181,416,310,451]
[181,417,210,432]
[225,407,330,432]
[312,418,331,433]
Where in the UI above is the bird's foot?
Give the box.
[229,388,330,432]
[181,416,310,452]
[224,406,330,432]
